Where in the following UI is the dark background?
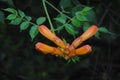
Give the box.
[0,0,120,80]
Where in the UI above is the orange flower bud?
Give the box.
[81,25,98,41]
[38,25,66,48]
[71,25,98,48]
[35,42,63,56]
[35,25,98,60]
[75,45,92,55]
[65,45,92,59]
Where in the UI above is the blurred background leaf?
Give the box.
[0,0,15,7]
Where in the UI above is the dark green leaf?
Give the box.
[6,14,17,20]
[18,10,25,17]
[54,14,67,24]
[20,21,29,31]
[65,24,76,36]
[76,15,88,21]
[76,10,87,16]
[86,10,97,23]
[61,6,70,13]
[59,0,71,8]
[1,0,14,7]
[62,38,67,44]
[80,7,92,16]
[25,16,32,21]
[95,32,100,39]
[71,17,82,27]
[4,8,16,13]
[99,27,112,34]
[67,56,80,63]
[75,7,96,23]
[83,23,90,31]
[36,17,46,25]
[10,17,22,25]
[72,0,81,5]
[71,4,84,16]
[82,7,92,12]
[71,57,79,63]
[75,7,92,16]
[56,26,63,31]
[29,25,38,40]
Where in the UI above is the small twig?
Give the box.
[45,0,72,20]
[22,18,37,26]
[110,9,120,19]
[98,3,112,26]
[45,1,62,14]
[54,20,71,31]
[109,14,120,26]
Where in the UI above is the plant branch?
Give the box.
[98,3,112,26]
[42,0,55,34]
[45,0,72,20]
[23,18,37,26]
[54,19,71,31]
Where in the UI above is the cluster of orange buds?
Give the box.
[35,25,98,60]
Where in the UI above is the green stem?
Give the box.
[23,19,37,26]
[42,0,55,34]
[45,0,72,20]
[18,15,37,26]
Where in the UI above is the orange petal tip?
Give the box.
[76,45,92,55]
[35,42,63,55]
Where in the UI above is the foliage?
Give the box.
[3,1,113,41]
[4,8,46,40]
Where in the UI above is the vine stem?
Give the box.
[42,0,55,34]
[45,0,72,20]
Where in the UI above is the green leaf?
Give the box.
[18,10,25,17]
[61,6,70,13]
[25,16,32,21]
[81,7,92,15]
[86,10,97,23]
[71,57,80,63]
[76,10,87,16]
[29,25,38,40]
[36,17,46,25]
[65,24,76,36]
[10,17,22,25]
[83,23,90,31]
[95,32,100,39]
[99,27,112,34]
[20,21,29,31]
[76,15,88,21]
[59,0,71,9]
[75,6,96,23]
[54,14,67,24]
[82,7,92,12]
[71,17,82,27]
[71,4,84,16]
[56,26,63,31]
[3,8,16,13]
[6,14,17,20]
[62,38,67,44]
[67,56,80,63]
[75,7,92,16]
